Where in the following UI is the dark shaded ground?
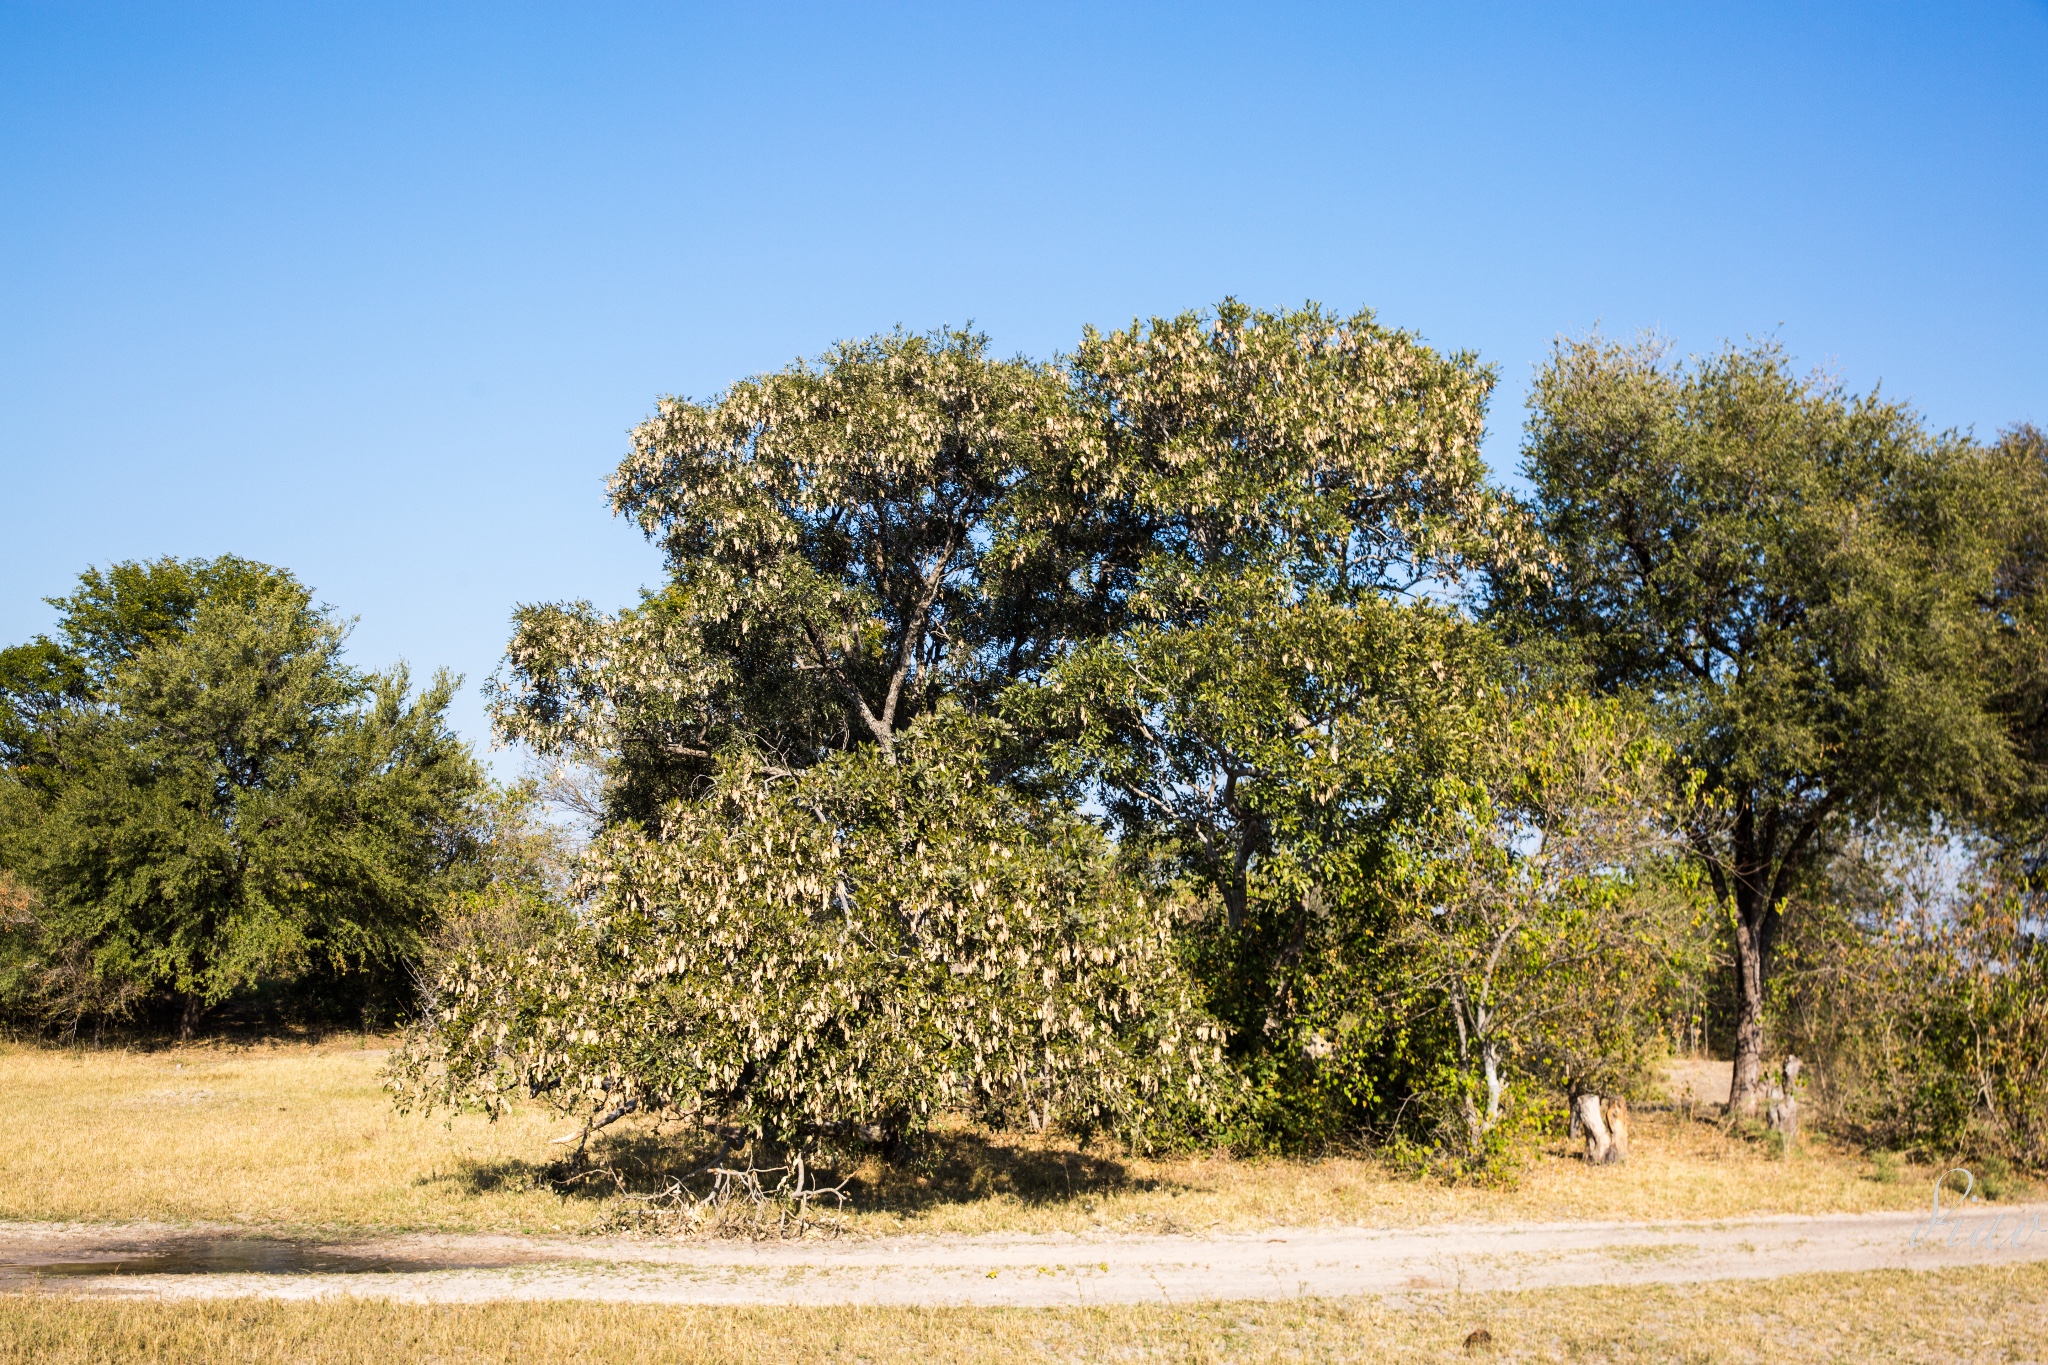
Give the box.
[0,1235,536,1286]
[437,1124,1164,1220]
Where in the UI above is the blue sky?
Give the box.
[4,2,2044,759]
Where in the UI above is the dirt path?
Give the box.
[3,1204,2044,1306]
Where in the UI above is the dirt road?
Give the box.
[2,1203,2042,1306]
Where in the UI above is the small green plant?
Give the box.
[1869,1150,1901,1184]
[1974,1156,2031,1202]
[1728,1115,1769,1145]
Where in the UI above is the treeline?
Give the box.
[6,302,2045,1173]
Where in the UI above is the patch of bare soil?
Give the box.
[2,1203,2042,1307]
[1660,1056,1731,1107]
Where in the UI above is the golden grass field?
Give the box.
[1,1264,2043,1363]
[0,1037,1963,1238]
[2,1039,2042,1361]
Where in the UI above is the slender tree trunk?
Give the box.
[1481,1040,1504,1126]
[1729,908,1766,1117]
[178,992,203,1043]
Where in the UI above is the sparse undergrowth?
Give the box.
[0,1040,1975,1240]
[2,1265,2045,1363]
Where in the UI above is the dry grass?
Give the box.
[2,1264,2044,1362]
[0,1039,1967,1238]
[0,1038,579,1234]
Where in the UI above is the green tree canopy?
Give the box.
[1492,336,2018,1113]
[1986,422,2048,866]
[493,327,1075,825]
[1034,299,1530,615]
[394,709,1227,1155]
[0,556,487,1035]
[999,303,1540,1145]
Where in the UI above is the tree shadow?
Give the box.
[418,1123,1161,1218]
[840,1128,1157,1217]
[420,1128,733,1202]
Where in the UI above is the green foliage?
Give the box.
[1494,334,2018,1109]
[1014,585,1496,1145]
[10,302,2034,1186]
[1050,299,1534,607]
[0,639,87,778]
[0,557,488,1033]
[466,303,1706,1165]
[1782,842,2048,1171]
[494,327,1074,826]
[998,302,1545,1149]
[392,710,1230,1154]
[1386,696,1702,1158]
[431,306,2042,1174]
[1987,423,2048,865]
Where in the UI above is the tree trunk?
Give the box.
[1481,1042,1505,1127]
[1729,909,1767,1117]
[178,992,203,1042]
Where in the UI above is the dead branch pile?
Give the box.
[587,1156,850,1240]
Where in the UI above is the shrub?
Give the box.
[391,712,1233,1158]
[1777,841,2048,1172]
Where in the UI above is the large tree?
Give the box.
[395,708,1227,1156]
[0,557,486,1035]
[1004,302,1539,1141]
[493,327,1075,825]
[1494,337,2016,1114]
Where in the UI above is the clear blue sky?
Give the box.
[4,2,2044,760]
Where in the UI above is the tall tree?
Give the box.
[494,327,1073,824]
[1494,337,2016,1114]
[0,557,486,1035]
[1006,302,1537,1141]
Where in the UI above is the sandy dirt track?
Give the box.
[2,1204,2044,1306]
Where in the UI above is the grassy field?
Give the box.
[0,1038,1967,1238]
[1,1264,2042,1362]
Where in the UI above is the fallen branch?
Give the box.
[590,1156,852,1240]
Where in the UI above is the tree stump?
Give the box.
[1766,1077,1799,1148]
[1763,1055,1803,1148]
[1574,1093,1611,1163]
[1601,1097,1630,1163]
[1574,1094,1629,1164]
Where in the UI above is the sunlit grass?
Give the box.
[0,1038,581,1234]
[0,1039,1952,1238]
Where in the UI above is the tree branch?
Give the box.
[879,516,966,734]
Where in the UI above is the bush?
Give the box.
[391,711,1234,1158]
[1776,842,2048,1172]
